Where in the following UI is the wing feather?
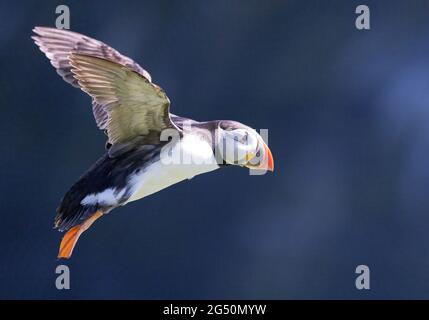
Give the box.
[70,53,173,146]
[32,27,152,131]
[32,27,177,147]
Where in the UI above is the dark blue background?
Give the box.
[1,0,429,299]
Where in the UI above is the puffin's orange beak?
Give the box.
[262,142,274,172]
[246,141,274,172]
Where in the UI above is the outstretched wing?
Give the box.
[32,27,176,147]
[69,53,173,147]
[32,27,152,86]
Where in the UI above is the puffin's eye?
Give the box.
[242,132,248,143]
[256,150,261,158]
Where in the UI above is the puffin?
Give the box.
[32,27,274,259]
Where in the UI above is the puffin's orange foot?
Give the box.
[58,210,103,259]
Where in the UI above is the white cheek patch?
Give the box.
[246,131,259,151]
[81,188,126,206]
[220,130,259,164]
[224,139,247,164]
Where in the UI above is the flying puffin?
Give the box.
[32,27,274,259]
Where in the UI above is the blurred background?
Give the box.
[1,0,429,299]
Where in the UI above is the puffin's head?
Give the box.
[217,120,274,172]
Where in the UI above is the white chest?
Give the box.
[125,135,219,203]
